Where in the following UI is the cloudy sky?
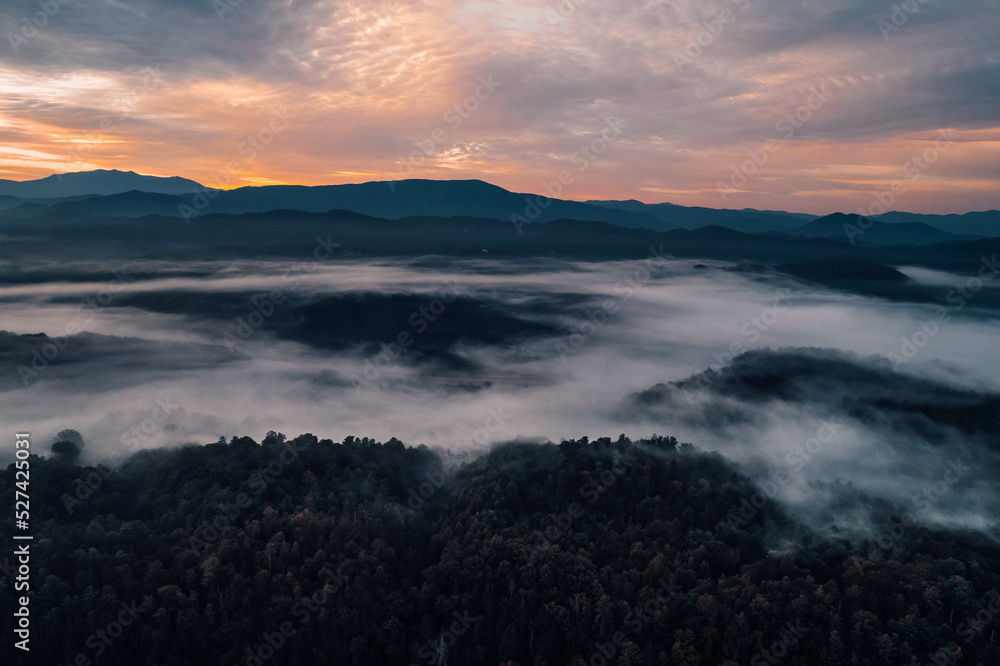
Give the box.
[1,0,998,213]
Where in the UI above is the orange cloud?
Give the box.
[0,0,996,214]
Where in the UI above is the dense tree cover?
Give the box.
[2,433,999,665]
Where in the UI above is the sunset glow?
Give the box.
[2,0,998,213]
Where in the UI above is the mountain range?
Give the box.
[0,170,998,243]
[0,169,203,198]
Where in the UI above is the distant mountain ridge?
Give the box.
[0,169,204,198]
[782,212,981,246]
[2,170,998,239]
[586,198,812,232]
[194,179,668,229]
[2,190,199,219]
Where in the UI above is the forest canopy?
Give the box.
[2,433,999,666]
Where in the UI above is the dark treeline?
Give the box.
[2,434,1000,665]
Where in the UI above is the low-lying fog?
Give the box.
[2,256,999,537]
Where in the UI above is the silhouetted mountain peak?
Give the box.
[812,212,872,224]
[788,212,976,246]
[0,169,206,199]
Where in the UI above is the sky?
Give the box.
[0,0,998,214]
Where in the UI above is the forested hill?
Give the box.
[3,434,1000,665]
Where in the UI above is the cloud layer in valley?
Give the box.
[2,255,999,538]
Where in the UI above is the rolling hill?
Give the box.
[1,171,997,245]
[782,212,980,246]
[0,169,205,198]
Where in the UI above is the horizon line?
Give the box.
[4,168,1000,218]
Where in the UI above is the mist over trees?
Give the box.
[3,434,999,665]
